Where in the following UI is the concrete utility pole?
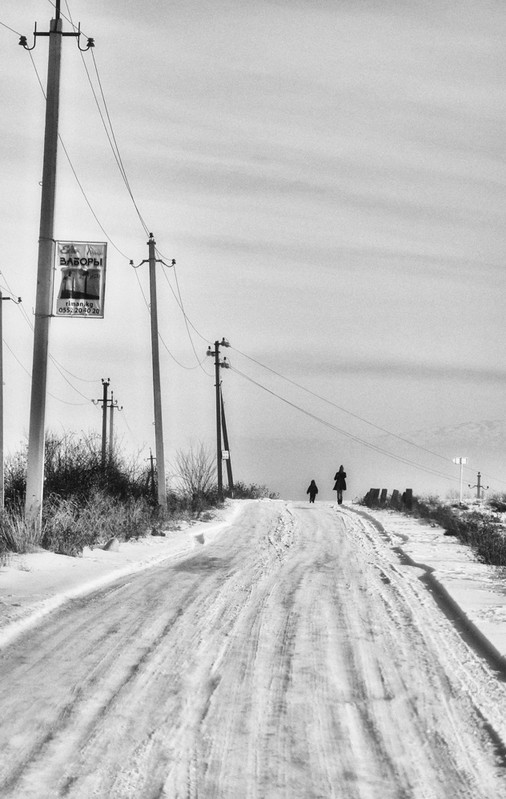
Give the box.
[0,293,22,510]
[453,456,468,504]
[94,379,110,469]
[207,338,230,501]
[130,237,175,511]
[20,3,94,534]
[93,381,122,467]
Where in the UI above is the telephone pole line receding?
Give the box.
[20,5,94,534]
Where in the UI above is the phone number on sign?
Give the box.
[57,307,102,316]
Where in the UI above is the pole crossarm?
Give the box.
[19,0,94,54]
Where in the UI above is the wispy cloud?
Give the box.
[262,354,506,386]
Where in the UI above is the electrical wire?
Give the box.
[231,345,456,465]
[60,1,150,236]
[230,364,462,485]
[159,265,209,371]
[89,48,150,236]
[0,267,98,401]
[0,19,21,36]
[28,44,132,260]
[11,6,502,489]
[230,345,506,489]
[131,266,201,370]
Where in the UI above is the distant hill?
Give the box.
[387,419,506,457]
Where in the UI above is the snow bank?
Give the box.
[354,504,506,669]
[0,500,244,649]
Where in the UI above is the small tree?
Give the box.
[174,442,217,514]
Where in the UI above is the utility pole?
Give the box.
[207,338,230,501]
[130,237,175,511]
[93,379,110,469]
[221,391,234,497]
[453,456,468,504]
[108,392,122,461]
[101,379,109,468]
[0,292,22,510]
[20,3,94,534]
[468,471,488,501]
[146,449,156,499]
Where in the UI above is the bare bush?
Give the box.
[0,504,40,555]
[173,442,217,514]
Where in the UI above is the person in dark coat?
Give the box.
[306,480,318,503]
[333,465,347,505]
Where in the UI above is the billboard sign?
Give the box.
[55,241,107,318]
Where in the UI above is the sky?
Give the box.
[1,0,506,502]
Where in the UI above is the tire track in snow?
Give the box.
[1,500,506,797]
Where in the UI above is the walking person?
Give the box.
[333,465,347,505]
[306,480,318,503]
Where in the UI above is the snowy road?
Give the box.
[1,500,506,798]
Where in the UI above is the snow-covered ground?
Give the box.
[1,499,506,797]
[0,501,245,649]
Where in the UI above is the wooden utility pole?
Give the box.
[21,3,94,534]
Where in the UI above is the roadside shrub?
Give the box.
[230,481,279,500]
[487,493,506,514]
[172,442,219,515]
[4,450,27,507]
[395,494,506,567]
[0,539,8,567]
[0,504,41,554]
[2,433,278,557]
[40,490,156,556]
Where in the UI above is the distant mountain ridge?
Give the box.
[396,420,506,454]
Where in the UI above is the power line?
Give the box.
[159,264,209,371]
[27,46,132,260]
[231,346,461,469]
[61,1,150,235]
[0,267,98,402]
[132,263,208,371]
[230,358,506,489]
[230,364,462,485]
[89,49,150,236]
[0,19,21,36]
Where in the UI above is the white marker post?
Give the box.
[452,457,468,504]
